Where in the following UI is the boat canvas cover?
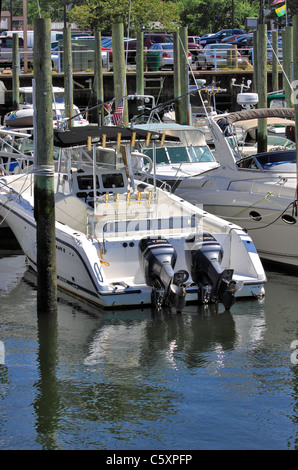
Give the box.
[225,108,295,126]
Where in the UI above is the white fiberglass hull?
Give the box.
[0,175,266,310]
[177,188,298,267]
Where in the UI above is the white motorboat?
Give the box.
[0,126,266,311]
[174,108,298,267]
[216,107,296,157]
[3,86,89,129]
[131,122,219,186]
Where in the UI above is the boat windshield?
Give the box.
[19,93,65,105]
[236,149,296,171]
[143,145,215,165]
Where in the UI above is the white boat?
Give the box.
[0,126,266,311]
[216,107,296,157]
[3,86,89,129]
[174,108,298,267]
[131,122,219,186]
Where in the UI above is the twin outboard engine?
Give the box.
[186,233,237,310]
[139,233,239,312]
[139,237,186,310]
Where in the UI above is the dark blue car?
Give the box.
[199,29,245,46]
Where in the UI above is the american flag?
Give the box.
[112,100,124,125]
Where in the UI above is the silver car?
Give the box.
[196,43,243,70]
[148,43,192,70]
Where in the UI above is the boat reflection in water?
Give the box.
[1,250,298,449]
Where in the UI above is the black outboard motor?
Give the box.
[139,237,177,309]
[186,233,237,310]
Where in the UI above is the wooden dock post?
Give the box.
[63,26,74,127]
[94,29,104,125]
[112,23,128,126]
[12,33,19,111]
[282,26,293,107]
[271,30,279,92]
[173,30,181,123]
[179,26,190,125]
[136,31,144,95]
[33,18,57,315]
[256,22,267,153]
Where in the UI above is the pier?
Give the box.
[0,68,283,123]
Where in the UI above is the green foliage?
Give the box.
[177,0,260,35]
[68,0,180,34]
[2,0,297,37]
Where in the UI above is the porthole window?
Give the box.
[281,214,296,225]
[249,211,262,221]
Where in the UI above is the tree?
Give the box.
[68,0,180,35]
[178,0,260,35]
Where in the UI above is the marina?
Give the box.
[1,5,298,452]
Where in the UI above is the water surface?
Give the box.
[0,252,298,450]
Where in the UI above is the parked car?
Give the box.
[221,34,253,60]
[188,36,201,44]
[199,29,245,46]
[267,39,283,63]
[148,43,192,70]
[0,34,33,66]
[196,43,243,69]
[221,34,246,43]
[188,42,202,61]
[125,33,173,63]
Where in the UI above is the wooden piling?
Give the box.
[136,31,144,95]
[283,26,293,107]
[252,30,258,93]
[271,30,279,92]
[33,18,57,315]
[112,23,128,126]
[63,26,74,127]
[94,29,104,125]
[256,23,267,153]
[173,31,181,123]
[12,33,19,111]
[178,27,190,125]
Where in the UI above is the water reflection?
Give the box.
[1,250,298,449]
[34,313,60,450]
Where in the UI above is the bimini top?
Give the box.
[53,125,179,148]
[224,108,295,126]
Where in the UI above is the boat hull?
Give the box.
[0,191,266,309]
[192,194,298,267]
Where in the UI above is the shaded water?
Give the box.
[0,250,298,450]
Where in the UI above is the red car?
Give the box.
[188,42,202,61]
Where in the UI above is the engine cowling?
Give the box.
[139,237,177,309]
[186,233,237,310]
